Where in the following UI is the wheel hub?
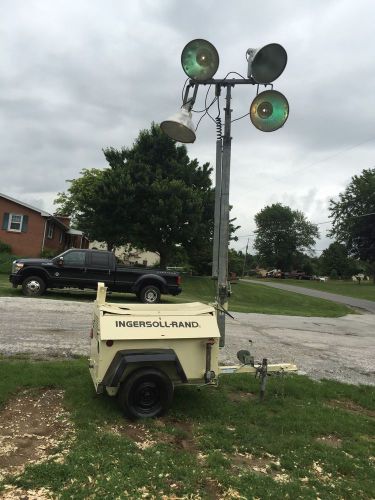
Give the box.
[27,280,40,293]
[134,382,159,411]
[146,291,157,302]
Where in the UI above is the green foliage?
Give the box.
[254,203,319,271]
[330,268,338,279]
[320,242,358,278]
[329,168,375,281]
[54,168,125,250]
[0,240,11,253]
[102,124,215,267]
[228,249,245,275]
[0,252,15,274]
[40,248,59,259]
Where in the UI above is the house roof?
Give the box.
[0,192,52,217]
[0,192,90,238]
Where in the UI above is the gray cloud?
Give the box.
[1,0,374,253]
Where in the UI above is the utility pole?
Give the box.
[242,238,249,277]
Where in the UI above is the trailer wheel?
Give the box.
[22,276,46,296]
[139,285,161,304]
[118,368,173,419]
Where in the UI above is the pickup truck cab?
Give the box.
[9,249,182,303]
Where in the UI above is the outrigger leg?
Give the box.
[256,358,268,401]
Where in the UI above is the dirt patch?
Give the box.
[316,435,342,448]
[202,478,222,500]
[326,399,375,418]
[0,485,53,499]
[231,451,289,483]
[163,419,197,453]
[227,391,257,403]
[101,417,198,454]
[0,388,74,480]
[99,422,157,450]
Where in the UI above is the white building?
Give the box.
[89,241,159,267]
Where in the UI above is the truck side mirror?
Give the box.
[58,257,64,266]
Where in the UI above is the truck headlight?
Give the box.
[12,262,24,273]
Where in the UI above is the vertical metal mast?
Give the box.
[216,84,232,347]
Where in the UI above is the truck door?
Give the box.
[56,250,90,287]
[85,251,115,288]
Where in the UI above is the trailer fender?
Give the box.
[102,349,188,387]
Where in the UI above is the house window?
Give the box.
[47,224,54,239]
[59,231,64,244]
[8,214,23,232]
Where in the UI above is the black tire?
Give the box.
[118,368,173,419]
[22,276,46,297]
[139,285,161,304]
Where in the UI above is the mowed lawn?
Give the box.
[0,273,351,317]
[0,359,374,499]
[262,278,375,302]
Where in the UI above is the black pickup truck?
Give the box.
[9,248,182,303]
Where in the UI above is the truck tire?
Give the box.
[139,285,161,304]
[118,367,173,419]
[22,276,46,297]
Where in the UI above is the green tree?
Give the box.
[329,168,375,282]
[102,124,215,267]
[319,242,358,278]
[54,168,130,250]
[254,203,319,271]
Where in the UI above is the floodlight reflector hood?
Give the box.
[160,106,196,143]
[247,43,287,83]
[181,39,219,81]
[250,90,289,132]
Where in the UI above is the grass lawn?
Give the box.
[0,273,351,317]
[262,278,375,302]
[0,358,374,499]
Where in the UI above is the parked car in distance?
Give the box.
[312,275,328,282]
[9,248,182,303]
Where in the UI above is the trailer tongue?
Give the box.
[89,283,297,418]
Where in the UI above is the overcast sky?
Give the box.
[1,0,375,255]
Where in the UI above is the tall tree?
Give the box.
[54,168,130,250]
[319,242,358,278]
[254,203,319,271]
[329,168,375,282]
[102,124,215,267]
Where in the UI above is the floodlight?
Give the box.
[160,106,196,143]
[247,43,287,83]
[181,39,219,81]
[250,90,289,132]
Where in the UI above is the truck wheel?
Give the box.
[22,276,46,296]
[139,285,161,304]
[118,368,173,419]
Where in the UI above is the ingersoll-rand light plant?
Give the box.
[89,38,297,418]
[89,283,297,419]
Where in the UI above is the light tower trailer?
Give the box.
[89,283,297,419]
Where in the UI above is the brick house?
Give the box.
[0,193,89,257]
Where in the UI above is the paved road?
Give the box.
[242,279,375,313]
[0,297,374,386]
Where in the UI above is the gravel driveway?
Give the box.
[0,297,374,386]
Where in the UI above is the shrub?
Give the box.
[330,268,338,279]
[0,240,11,253]
[40,248,59,258]
[0,252,16,274]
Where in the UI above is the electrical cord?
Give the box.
[231,111,250,123]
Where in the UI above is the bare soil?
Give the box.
[0,388,74,498]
